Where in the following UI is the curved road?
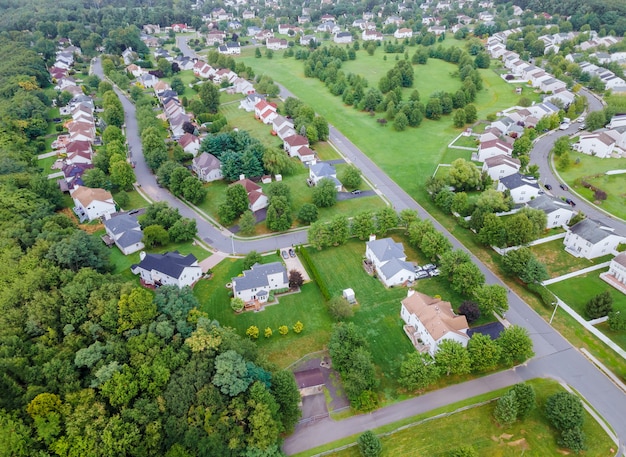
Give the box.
[95,54,626,454]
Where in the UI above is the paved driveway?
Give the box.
[282,250,311,282]
[337,190,376,201]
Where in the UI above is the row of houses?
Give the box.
[578,61,626,91]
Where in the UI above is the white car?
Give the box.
[415,271,430,279]
[428,268,440,277]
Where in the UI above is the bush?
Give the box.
[357,430,382,457]
[494,391,518,426]
[299,248,330,299]
[292,321,304,333]
[608,310,626,331]
[246,325,259,339]
[448,446,477,457]
[264,327,273,338]
[458,300,480,323]
[527,283,557,308]
[584,291,613,319]
[231,298,245,312]
[511,383,536,419]
[545,392,584,431]
[278,325,288,335]
[558,427,586,452]
[327,296,354,321]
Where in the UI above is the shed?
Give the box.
[294,368,325,396]
[342,288,356,304]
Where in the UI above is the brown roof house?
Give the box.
[231,177,269,212]
[71,185,116,222]
[400,290,469,356]
[192,152,223,182]
[293,368,325,397]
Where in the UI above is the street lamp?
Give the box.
[549,301,559,324]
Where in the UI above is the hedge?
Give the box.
[299,247,331,300]
[528,283,557,308]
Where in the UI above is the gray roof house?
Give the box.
[365,237,415,287]
[192,152,223,182]
[309,162,342,190]
[564,218,626,259]
[232,262,289,304]
[131,251,202,288]
[526,195,575,228]
[496,173,540,204]
[103,212,145,255]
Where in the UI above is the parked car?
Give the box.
[289,248,296,257]
[415,271,430,279]
[351,189,362,195]
[544,184,552,190]
[422,263,437,271]
[428,268,440,277]
[414,264,423,272]
[560,183,568,191]
[281,250,289,259]
[565,198,576,207]
[579,124,586,130]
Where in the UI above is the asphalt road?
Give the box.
[96,50,626,454]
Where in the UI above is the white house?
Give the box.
[71,186,116,222]
[231,178,269,212]
[266,38,288,50]
[178,133,201,156]
[232,262,289,303]
[131,251,202,288]
[608,114,626,130]
[526,195,575,228]
[482,154,521,181]
[602,252,626,292]
[103,212,144,255]
[497,173,540,204]
[283,134,309,158]
[334,32,353,44]
[573,132,617,158]
[240,93,266,112]
[394,28,413,39]
[401,290,470,356]
[272,115,295,140]
[365,237,416,287]
[308,161,342,190]
[192,152,223,182]
[254,100,277,125]
[362,30,383,41]
[564,218,626,260]
[477,139,513,162]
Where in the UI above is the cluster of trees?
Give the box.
[477,208,547,248]
[200,130,265,181]
[188,82,220,116]
[544,391,588,452]
[155,161,207,204]
[493,383,536,426]
[138,202,197,247]
[218,183,251,226]
[502,247,549,285]
[265,182,294,232]
[101,90,124,129]
[283,97,329,144]
[254,75,280,98]
[378,60,414,93]
[400,326,534,391]
[206,50,255,81]
[328,323,379,411]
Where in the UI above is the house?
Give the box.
[266,38,288,50]
[526,195,575,229]
[394,28,413,39]
[564,218,626,259]
[608,114,626,130]
[240,93,266,112]
[178,133,201,156]
[126,64,143,77]
[482,154,521,180]
[254,100,277,124]
[362,30,383,41]
[131,251,202,288]
[283,134,309,157]
[231,78,255,95]
[232,262,288,303]
[401,290,470,356]
[334,32,353,44]
[294,368,325,396]
[477,139,513,162]
[602,252,626,293]
[121,47,137,65]
[138,73,159,88]
[365,237,416,287]
[497,173,540,204]
[206,31,226,46]
[219,42,240,55]
[58,162,93,192]
[71,185,116,222]
[308,161,342,190]
[428,26,447,36]
[192,152,223,182]
[193,61,214,79]
[171,23,188,32]
[300,35,317,46]
[573,132,617,158]
[294,145,315,163]
[231,177,269,212]
[103,212,145,255]
[272,115,295,139]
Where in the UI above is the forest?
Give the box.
[0,30,300,457]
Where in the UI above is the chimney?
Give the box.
[239,174,245,181]
[139,251,146,261]
[369,234,376,242]
[407,289,415,298]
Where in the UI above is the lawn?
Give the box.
[450,134,478,148]
[38,155,60,175]
[529,239,613,278]
[193,254,333,367]
[220,102,284,149]
[161,70,198,99]
[113,189,149,211]
[558,151,626,219]
[304,378,614,457]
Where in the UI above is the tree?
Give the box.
[559,426,586,452]
[393,111,408,131]
[357,431,382,457]
[170,76,185,95]
[459,300,481,324]
[327,296,354,321]
[340,165,362,189]
[584,291,613,319]
[399,352,440,391]
[169,217,197,242]
[468,333,502,372]
[212,350,251,396]
[266,196,293,232]
[512,383,536,419]
[198,82,220,113]
[439,249,471,282]
[478,214,507,247]
[352,211,375,240]
[473,284,508,315]
[142,224,169,247]
[308,221,332,249]
[226,184,250,216]
[267,181,292,204]
[110,160,135,191]
[494,391,518,426]
[435,340,471,376]
[585,110,606,131]
[312,178,338,207]
[243,251,262,270]
[502,247,548,284]
[47,230,111,273]
[512,135,532,157]
[117,287,156,333]
[238,210,257,235]
[450,262,485,296]
[288,270,303,289]
[263,147,296,175]
[447,158,481,191]
[181,177,207,204]
[375,207,398,236]
[270,371,302,433]
[498,325,534,365]
[297,203,318,224]
[453,109,466,127]
[83,168,109,188]
[545,392,584,431]
[425,97,443,119]
[421,231,453,261]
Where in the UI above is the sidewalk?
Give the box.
[542,261,611,285]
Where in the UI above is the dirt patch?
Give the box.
[490,435,499,442]
[499,433,513,440]
[556,449,571,455]
[58,208,104,234]
[507,438,529,450]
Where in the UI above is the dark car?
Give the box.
[560,183,568,191]
[544,184,552,190]
[565,198,576,207]
[289,248,296,258]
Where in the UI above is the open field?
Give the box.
[558,151,626,220]
[298,378,614,457]
[529,238,612,278]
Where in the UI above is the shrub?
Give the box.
[278,325,288,335]
[584,291,613,319]
[511,383,536,419]
[458,300,480,323]
[527,283,557,308]
[299,248,330,299]
[327,296,354,321]
[293,321,304,333]
[558,427,586,452]
[494,391,518,426]
[230,298,244,312]
[357,430,382,457]
[448,446,478,457]
[246,325,259,339]
[264,327,273,338]
[545,392,584,431]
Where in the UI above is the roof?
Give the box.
[134,251,198,279]
[193,152,221,171]
[178,133,199,148]
[104,212,141,236]
[367,238,406,263]
[380,257,414,279]
[480,139,513,152]
[72,186,113,207]
[402,291,469,341]
[498,173,539,190]
[232,262,288,291]
[284,134,309,147]
[569,218,621,244]
[484,154,520,168]
[612,252,626,268]
[310,162,336,178]
[231,178,261,193]
[294,368,325,389]
[527,194,572,214]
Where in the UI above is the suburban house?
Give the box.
[400,290,470,356]
[334,32,353,44]
[254,100,278,125]
[138,73,159,88]
[272,115,296,140]
[564,219,626,259]
[601,252,626,294]
[240,93,266,112]
[362,30,384,41]
[394,28,413,39]
[232,262,289,304]
[573,132,618,158]
[193,61,214,79]
[103,212,145,255]
[482,154,521,180]
[308,161,342,190]
[266,38,288,50]
[365,236,416,287]
[283,134,311,160]
[131,251,202,288]
[192,152,223,182]
[496,173,541,204]
[58,162,93,192]
[178,133,201,156]
[477,139,513,162]
[526,195,576,228]
[231,177,269,212]
[71,185,116,222]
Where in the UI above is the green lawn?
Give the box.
[558,151,626,219]
[530,239,612,278]
[193,254,333,367]
[304,378,614,457]
[113,189,149,211]
[220,103,284,149]
[38,155,59,175]
[451,134,478,148]
[161,70,198,99]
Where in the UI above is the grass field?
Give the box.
[558,151,626,219]
[113,189,149,211]
[301,378,614,457]
[529,239,613,278]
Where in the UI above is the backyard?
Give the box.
[529,238,612,278]
[301,378,614,457]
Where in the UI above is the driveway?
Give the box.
[337,190,376,201]
[301,394,327,419]
[282,250,311,282]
